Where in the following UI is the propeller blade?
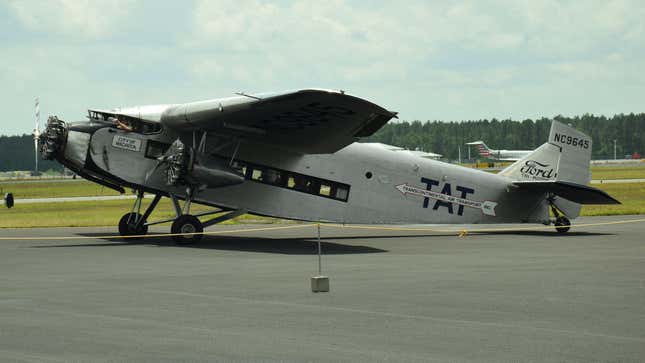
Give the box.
[34,97,40,133]
[144,156,167,183]
[33,97,40,175]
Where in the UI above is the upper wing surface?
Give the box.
[161,89,397,154]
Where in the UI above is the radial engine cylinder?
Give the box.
[40,116,67,160]
[162,139,244,188]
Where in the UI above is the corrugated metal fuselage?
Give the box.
[75,126,549,225]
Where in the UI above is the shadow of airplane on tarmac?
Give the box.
[28,227,613,254]
[30,233,389,255]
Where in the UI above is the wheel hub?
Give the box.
[181,224,196,234]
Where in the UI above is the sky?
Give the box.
[1,0,645,136]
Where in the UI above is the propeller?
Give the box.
[144,134,244,189]
[33,97,41,176]
[144,139,191,185]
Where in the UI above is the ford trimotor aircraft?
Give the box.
[466,140,532,161]
[40,89,619,243]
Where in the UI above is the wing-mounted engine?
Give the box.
[151,139,244,189]
[40,116,67,160]
[163,140,191,186]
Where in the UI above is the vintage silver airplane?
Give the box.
[40,89,619,243]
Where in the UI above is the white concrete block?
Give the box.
[311,276,330,292]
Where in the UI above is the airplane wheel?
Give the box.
[554,216,571,234]
[118,212,148,239]
[171,215,203,244]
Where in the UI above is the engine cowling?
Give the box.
[161,139,244,188]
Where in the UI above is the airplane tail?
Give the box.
[469,141,493,158]
[499,120,592,184]
[499,121,617,218]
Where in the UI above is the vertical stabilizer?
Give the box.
[499,121,593,218]
[472,141,494,158]
[499,121,592,185]
[547,121,592,185]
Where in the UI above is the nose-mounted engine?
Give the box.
[40,116,67,160]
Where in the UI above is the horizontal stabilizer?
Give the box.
[513,181,620,205]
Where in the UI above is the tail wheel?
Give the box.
[118,212,148,239]
[554,216,571,234]
[171,215,203,244]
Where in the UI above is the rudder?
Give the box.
[499,121,593,219]
[499,121,592,185]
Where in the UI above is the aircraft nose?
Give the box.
[40,116,68,160]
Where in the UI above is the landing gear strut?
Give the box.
[168,188,204,244]
[118,191,151,239]
[550,204,571,234]
[117,188,245,244]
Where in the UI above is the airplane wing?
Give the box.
[161,89,397,154]
[512,180,620,204]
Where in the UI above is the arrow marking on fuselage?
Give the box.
[395,183,498,216]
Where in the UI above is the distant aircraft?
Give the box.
[40,89,618,242]
[466,140,532,161]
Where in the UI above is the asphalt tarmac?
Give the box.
[1,216,644,362]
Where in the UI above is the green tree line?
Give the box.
[365,113,645,160]
[0,135,62,172]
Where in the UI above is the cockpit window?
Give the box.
[139,121,162,134]
[89,111,162,134]
[114,117,162,134]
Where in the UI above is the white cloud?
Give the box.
[6,0,136,39]
[1,0,645,135]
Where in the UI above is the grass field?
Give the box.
[468,164,645,179]
[590,166,645,180]
[580,183,645,216]
[0,199,279,228]
[0,180,121,198]
[1,169,644,228]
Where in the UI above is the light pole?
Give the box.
[614,139,617,160]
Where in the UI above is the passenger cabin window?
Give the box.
[251,168,264,181]
[230,159,350,202]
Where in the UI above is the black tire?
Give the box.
[118,212,148,239]
[4,193,14,209]
[171,215,203,244]
[554,216,571,234]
